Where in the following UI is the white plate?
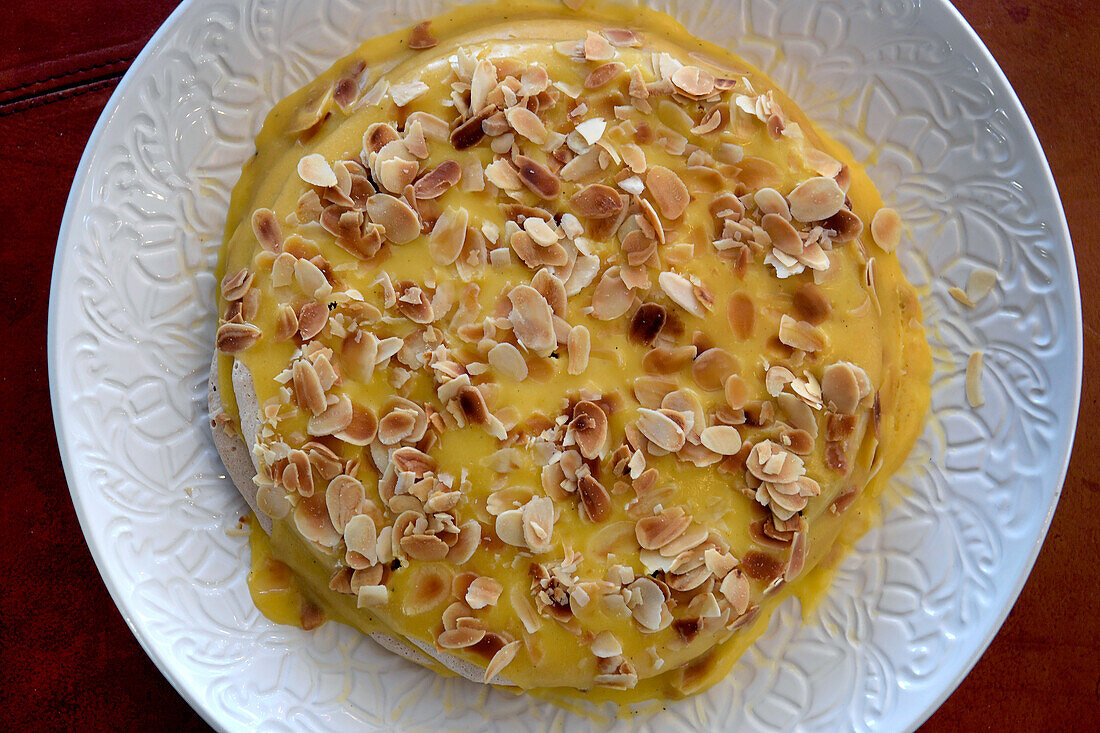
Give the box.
[49,0,1081,731]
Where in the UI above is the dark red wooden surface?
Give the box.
[1,1,1095,730]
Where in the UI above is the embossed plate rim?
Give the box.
[48,0,1082,731]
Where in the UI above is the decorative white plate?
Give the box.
[49,0,1081,730]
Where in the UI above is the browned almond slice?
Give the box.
[645,166,689,219]
[572,401,609,459]
[216,322,261,353]
[570,184,624,218]
[787,176,845,222]
[413,160,462,199]
[514,155,561,199]
[507,285,556,356]
[870,207,902,252]
[762,212,803,256]
[366,193,420,244]
[578,474,612,522]
[251,209,282,251]
[407,20,438,49]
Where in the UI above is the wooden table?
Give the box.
[2,1,1095,729]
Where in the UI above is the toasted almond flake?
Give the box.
[465,576,503,609]
[821,362,864,414]
[470,58,498,113]
[437,626,486,649]
[645,166,689,219]
[870,207,902,252]
[292,359,327,415]
[966,351,984,408]
[621,143,647,173]
[251,209,282,251]
[578,474,612,522]
[636,509,691,551]
[761,212,803,257]
[390,80,429,107]
[658,271,705,318]
[570,184,623,219]
[308,393,353,436]
[508,285,556,356]
[719,569,750,616]
[488,342,528,381]
[690,107,723,135]
[514,155,561,199]
[636,408,686,452]
[216,322,261,353]
[298,154,337,188]
[484,639,522,683]
[700,425,742,455]
[591,267,634,320]
[407,20,438,49]
[357,584,389,608]
[584,62,625,89]
[505,106,549,144]
[575,117,608,145]
[366,193,420,244]
[591,631,622,658]
[413,160,462,199]
[522,496,555,553]
[297,301,329,340]
[778,314,827,352]
[787,176,846,222]
[450,104,497,150]
[584,30,615,61]
[561,324,589,374]
[572,400,609,460]
[966,268,998,304]
[670,65,715,97]
[447,520,482,564]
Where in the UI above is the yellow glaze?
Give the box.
[214,0,932,708]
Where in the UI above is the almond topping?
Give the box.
[466,577,503,609]
[700,426,742,455]
[692,348,738,392]
[762,212,803,256]
[505,106,549,144]
[307,394,353,436]
[514,155,561,199]
[483,639,521,683]
[787,176,846,222]
[645,165,689,219]
[778,314,827,352]
[488,342,529,381]
[591,267,634,320]
[636,508,692,550]
[584,62,626,89]
[578,474,612,522]
[428,206,468,265]
[658,271,706,318]
[567,325,591,375]
[298,153,337,187]
[629,303,667,345]
[572,401,609,459]
[251,209,282,251]
[636,408,686,452]
[570,184,624,218]
[216,322,261,353]
[670,66,715,97]
[366,194,420,244]
[584,31,615,61]
[870,207,902,252]
[507,285,556,356]
[727,293,754,339]
[407,20,438,49]
[413,160,462,199]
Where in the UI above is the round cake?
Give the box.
[211,0,931,702]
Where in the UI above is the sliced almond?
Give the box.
[700,426,742,455]
[505,106,548,144]
[413,160,462,199]
[645,166,689,219]
[591,267,634,320]
[636,408,686,452]
[216,322,261,353]
[307,394,353,436]
[584,30,615,61]
[507,285,556,356]
[514,155,561,199]
[670,66,715,97]
[658,271,705,318]
[578,474,612,522]
[366,194,420,244]
[762,213,803,256]
[787,176,845,222]
[488,342,529,381]
[692,348,738,392]
[778,314,827,352]
[298,153,337,188]
[568,325,591,375]
[572,401,609,459]
[870,207,902,252]
[483,639,521,683]
[570,184,624,218]
[251,209,282,251]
